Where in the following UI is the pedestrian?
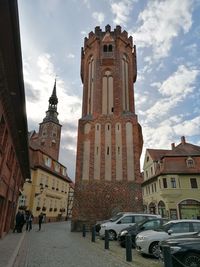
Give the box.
[25,211,34,231]
[13,210,21,233]
[18,210,25,233]
[38,212,43,231]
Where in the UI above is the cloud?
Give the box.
[24,81,41,103]
[145,64,199,121]
[159,65,199,97]
[92,12,105,25]
[173,116,200,136]
[111,0,136,26]
[67,53,75,58]
[134,0,194,59]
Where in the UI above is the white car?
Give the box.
[135,219,200,258]
[99,212,161,240]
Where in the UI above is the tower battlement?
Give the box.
[83,25,134,49]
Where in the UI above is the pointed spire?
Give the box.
[43,79,59,124]
[49,78,58,107]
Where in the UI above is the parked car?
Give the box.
[159,231,200,267]
[135,219,200,258]
[118,218,169,247]
[95,212,125,233]
[99,212,161,240]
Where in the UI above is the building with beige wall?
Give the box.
[142,136,200,220]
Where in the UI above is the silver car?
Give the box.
[135,219,200,258]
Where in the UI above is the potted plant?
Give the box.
[36,206,41,211]
[42,207,46,211]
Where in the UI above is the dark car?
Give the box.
[160,231,200,267]
[118,218,169,247]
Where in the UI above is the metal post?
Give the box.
[125,234,132,262]
[91,226,96,242]
[82,224,86,237]
[104,230,109,249]
[162,245,173,267]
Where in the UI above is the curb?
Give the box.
[6,232,26,267]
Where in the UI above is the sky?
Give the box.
[18,0,200,181]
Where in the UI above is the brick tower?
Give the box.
[72,25,143,230]
[37,80,62,161]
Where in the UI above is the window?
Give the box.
[120,216,133,224]
[108,44,112,52]
[190,178,198,188]
[192,222,200,232]
[107,147,109,155]
[170,222,190,233]
[171,178,176,188]
[163,178,167,188]
[134,216,146,223]
[44,156,51,167]
[186,157,195,168]
[154,183,157,192]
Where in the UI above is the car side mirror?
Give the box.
[168,229,173,235]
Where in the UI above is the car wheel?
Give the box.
[184,253,200,267]
[108,230,117,240]
[149,242,160,258]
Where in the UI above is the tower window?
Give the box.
[108,45,112,52]
[107,125,110,130]
[96,146,99,155]
[118,146,120,155]
[107,147,109,155]
[103,45,107,52]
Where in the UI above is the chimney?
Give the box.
[171,143,175,149]
[181,136,186,144]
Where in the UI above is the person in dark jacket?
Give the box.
[38,212,43,231]
[13,210,21,233]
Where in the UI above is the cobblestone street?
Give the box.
[17,221,162,267]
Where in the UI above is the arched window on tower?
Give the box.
[102,70,113,115]
[87,56,94,115]
[122,54,129,111]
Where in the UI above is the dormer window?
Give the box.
[186,157,195,168]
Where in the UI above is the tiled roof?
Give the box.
[147,149,170,161]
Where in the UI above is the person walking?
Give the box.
[25,211,34,231]
[13,210,21,233]
[38,212,43,231]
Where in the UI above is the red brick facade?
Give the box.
[0,0,30,238]
[72,25,143,230]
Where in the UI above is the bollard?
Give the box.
[162,245,173,267]
[82,224,86,237]
[91,226,96,242]
[104,230,109,249]
[125,234,132,262]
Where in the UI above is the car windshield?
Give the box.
[154,222,172,232]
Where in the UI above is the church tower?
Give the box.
[37,80,62,161]
[72,25,143,230]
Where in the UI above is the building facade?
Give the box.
[0,0,30,238]
[142,136,200,220]
[22,82,72,222]
[72,25,143,230]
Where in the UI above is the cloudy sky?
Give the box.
[18,0,200,180]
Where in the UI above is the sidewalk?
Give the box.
[0,231,26,267]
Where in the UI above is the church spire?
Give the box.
[43,79,59,123]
